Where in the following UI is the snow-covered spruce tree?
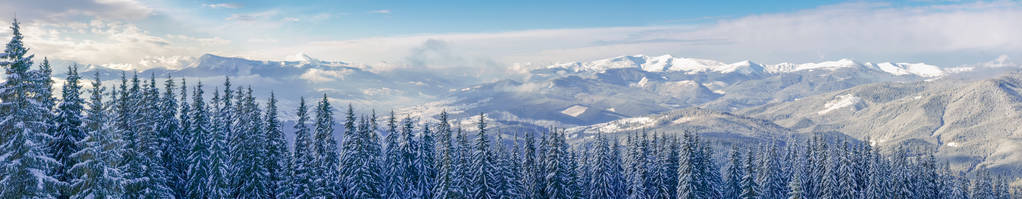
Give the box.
[432,111,460,198]
[415,123,437,199]
[119,72,161,198]
[723,147,744,199]
[263,92,291,199]
[399,117,422,198]
[675,133,699,199]
[519,130,542,199]
[288,97,315,198]
[311,94,341,198]
[469,113,499,199]
[227,87,245,197]
[970,170,994,199]
[660,135,680,198]
[543,129,578,199]
[806,135,828,198]
[341,116,384,198]
[699,143,723,198]
[0,18,61,198]
[175,78,192,196]
[835,141,859,199]
[589,133,627,198]
[202,84,231,198]
[493,132,521,198]
[787,171,804,199]
[69,72,125,199]
[184,82,214,198]
[913,153,940,199]
[338,104,357,196]
[758,143,787,199]
[35,58,58,179]
[134,74,174,197]
[33,57,55,120]
[453,126,473,197]
[50,65,85,198]
[888,146,914,198]
[234,88,271,198]
[739,148,759,199]
[382,111,405,198]
[625,133,648,199]
[158,77,188,198]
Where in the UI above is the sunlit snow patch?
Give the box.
[818,94,861,115]
[561,105,588,117]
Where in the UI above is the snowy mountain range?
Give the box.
[61,53,1022,177]
[547,54,952,77]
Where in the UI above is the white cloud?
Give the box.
[370,9,391,14]
[231,1,1022,71]
[0,0,153,21]
[226,10,280,21]
[5,1,1022,73]
[0,19,230,71]
[299,68,355,82]
[203,3,241,9]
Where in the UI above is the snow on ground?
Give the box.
[560,105,588,117]
[632,77,649,88]
[818,94,861,115]
[670,116,697,125]
[567,116,658,133]
[902,63,944,77]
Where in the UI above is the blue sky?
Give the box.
[0,0,1020,72]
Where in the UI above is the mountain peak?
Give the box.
[289,52,321,65]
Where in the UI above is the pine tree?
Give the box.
[184,82,215,198]
[50,65,85,199]
[399,117,422,198]
[341,115,384,198]
[0,18,61,198]
[589,133,627,198]
[69,72,124,199]
[415,123,437,199]
[289,97,315,198]
[176,79,193,198]
[469,113,499,198]
[235,87,271,198]
[158,76,188,198]
[723,148,744,199]
[454,126,473,197]
[132,74,174,197]
[433,111,459,198]
[202,85,231,198]
[543,129,576,199]
[739,148,759,199]
[970,170,994,199]
[758,143,788,199]
[382,112,405,198]
[493,132,521,198]
[676,133,699,199]
[788,172,804,199]
[625,133,648,199]
[311,94,341,198]
[264,92,290,199]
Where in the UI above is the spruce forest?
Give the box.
[1,17,1020,199]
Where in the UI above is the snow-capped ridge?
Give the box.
[548,54,948,77]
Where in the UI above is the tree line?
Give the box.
[2,19,1019,199]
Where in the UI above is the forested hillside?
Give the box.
[2,18,1019,199]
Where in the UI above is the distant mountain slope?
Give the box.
[65,54,473,113]
[437,54,957,127]
[563,108,796,143]
[742,72,1022,175]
